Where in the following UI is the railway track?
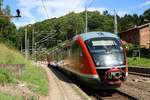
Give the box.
[129,67,150,77]
[129,71,150,77]
[115,89,138,100]
[52,66,139,100]
[78,85,138,100]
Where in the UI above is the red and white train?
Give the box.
[49,31,128,89]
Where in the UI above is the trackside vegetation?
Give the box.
[0,68,14,85]
[0,93,23,100]
[128,57,150,68]
[0,43,48,98]
[21,66,49,95]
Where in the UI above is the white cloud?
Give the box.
[108,10,128,17]
[74,7,106,14]
[140,0,150,7]
[117,11,128,17]
[14,0,89,27]
[14,0,128,27]
[36,0,88,18]
[14,21,29,29]
[13,19,36,28]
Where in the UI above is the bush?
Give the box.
[123,43,140,50]
[124,44,141,57]
[0,68,13,85]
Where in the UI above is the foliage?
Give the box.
[123,43,140,50]
[0,44,27,64]
[21,65,49,95]
[3,5,11,16]
[1,0,150,54]
[0,44,49,95]
[118,14,140,31]
[143,8,150,21]
[0,0,17,48]
[0,92,23,100]
[0,68,13,85]
[18,8,150,52]
[62,12,85,39]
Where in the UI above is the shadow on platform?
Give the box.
[48,66,73,84]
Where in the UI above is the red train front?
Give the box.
[52,32,128,89]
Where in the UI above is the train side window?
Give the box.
[71,41,84,59]
[79,46,84,58]
[71,42,78,57]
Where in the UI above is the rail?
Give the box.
[129,67,150,77]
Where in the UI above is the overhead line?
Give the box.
[87,0,95,8]
[41,0,49,19]
[36,33,57,44]
[85,0,95,33]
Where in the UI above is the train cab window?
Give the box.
[85,37,125,67]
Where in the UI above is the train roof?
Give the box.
[78,31,119,41]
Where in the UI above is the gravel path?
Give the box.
[39,65,91,100]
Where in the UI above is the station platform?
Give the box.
[38,63,91,100]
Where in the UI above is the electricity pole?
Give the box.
[28,37,30,57]
[114,9,118,35]
[32,27,35,56]
[149,22,150,49]
[21,41,23,52]
[25,27,28,58]
[85,7,88,33]
[35,43,37,62]
[84,0,95,33]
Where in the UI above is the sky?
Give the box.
[2,0,150,27]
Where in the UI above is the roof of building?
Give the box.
[119,23,149,34]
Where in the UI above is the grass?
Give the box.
[0,93,23,100]
[0,68,14,85]
[0,44,28,64]
[0,43,49,96]
[21,65,49,95]
[128,57,150,68]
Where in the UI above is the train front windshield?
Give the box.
[85,37,125,67]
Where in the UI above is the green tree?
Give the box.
[3,5,11,16]
[85,11,114,32]
[119,14,139,31]
[0,0,17,47]
[0,0,3,15]
[103,10,110,16]
[143,8,150,21]
[88,11,102,31]
[62,12,84,39]
[0,0,2,6]
[19,8,150,51]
